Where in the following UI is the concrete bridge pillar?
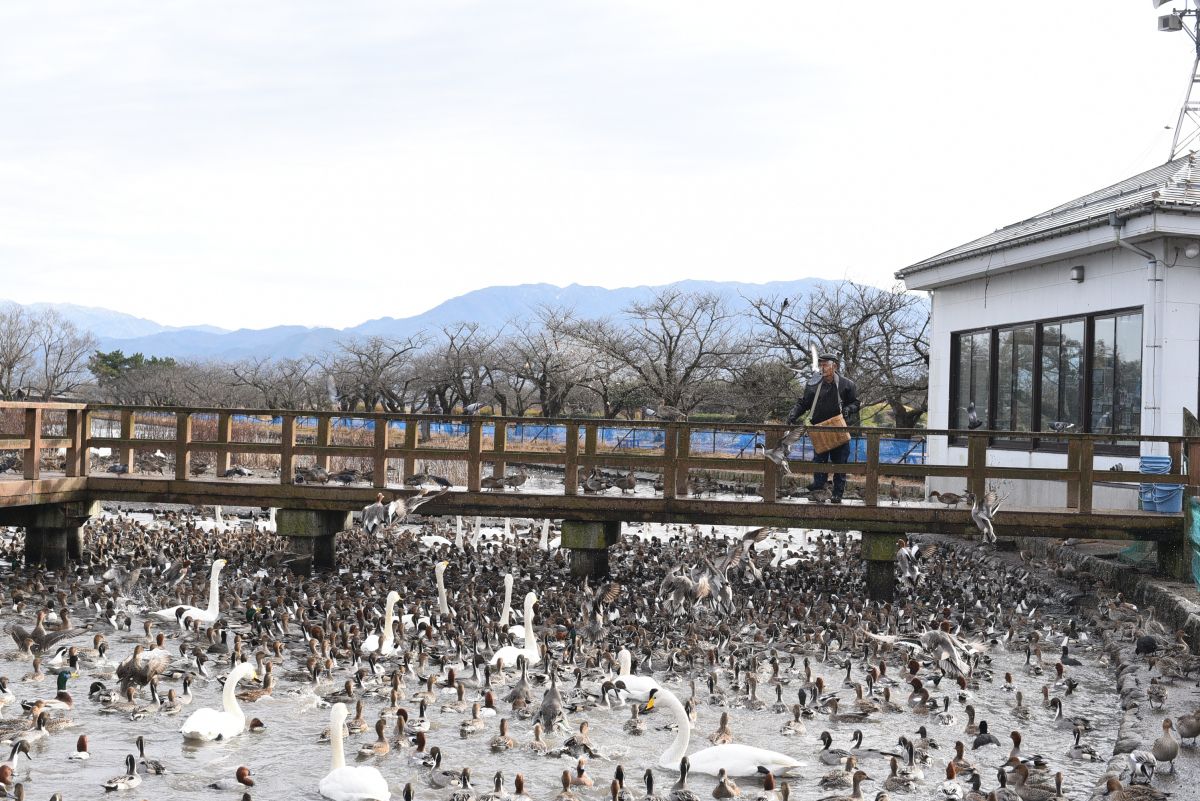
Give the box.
[861,531,897,602]
[276,509,350,572]
[561,520,621,579]
[0,501,100,569]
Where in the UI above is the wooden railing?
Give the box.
[2,401,1197,514]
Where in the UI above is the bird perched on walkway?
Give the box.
[929,491,966,508]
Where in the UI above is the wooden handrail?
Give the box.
[2,401,1196,515]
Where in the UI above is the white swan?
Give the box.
[498,575,514,628]
[154,559,226,626]
[615,648,660,701]
[656,687,802,777]
[180,661,257,741]
[360,591,400,656]
[320,702,391,801]
[490,592,540,667]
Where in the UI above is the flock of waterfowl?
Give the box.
[0,501,1195,801]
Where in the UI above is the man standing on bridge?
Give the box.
[786,353,859,504]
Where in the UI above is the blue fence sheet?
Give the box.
[256,415,926,464]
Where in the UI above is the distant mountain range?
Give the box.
[9,279,835,361]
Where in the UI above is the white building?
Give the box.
[897,154,1200,508]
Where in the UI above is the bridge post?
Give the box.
[861,531,897,602]
[276,509,351,572]
[560,520,620,579]
[0,500,100,568]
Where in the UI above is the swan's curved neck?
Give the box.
[206,566,222,616]
[222,668,246,718]
[657,689,691,767]
[499,578,513,628]
[618,649,631,677]
[330,713,346,770]
[437,571,450,616]
[539,519,549,549]
[382,598,397,648]
[523,600,535,650]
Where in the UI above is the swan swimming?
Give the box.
[490,592,539,668]
[180,661,257,742]
[154,559,225,626]
[320,702,391,801]
[655,687,803,777]
[360,591,400,656]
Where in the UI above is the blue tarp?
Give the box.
[266,416,926,464]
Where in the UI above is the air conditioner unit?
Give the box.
[1160,14,1184,31]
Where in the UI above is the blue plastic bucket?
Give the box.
[1140,483,1184,513]
[1139,455,1173,474]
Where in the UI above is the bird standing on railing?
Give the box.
[1048,421,1075,433]
[966,402,984,429]
[641,405,687,421]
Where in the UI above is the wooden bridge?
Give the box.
[1,401,1196,599]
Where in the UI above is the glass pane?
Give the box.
[955,334,972,430]
[1115,312,1142,435]
[1061,320,1084,429]
[970,331,991,426]
[1013,326,1034,431]
[1091,316,1116,434]
[995,329,1014,430]
[1040,323,1061,430]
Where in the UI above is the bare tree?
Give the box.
[496,307,593,417]
[748,281,929,427]
[326,335,426,412]
[423,323,503,413]
[567,289,745,413]
[0,304,38,400]
[32,310,97,400]
[230,356,323,410]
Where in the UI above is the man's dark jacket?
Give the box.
[786,374,859,426]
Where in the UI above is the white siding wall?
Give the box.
[924,240,1200,508]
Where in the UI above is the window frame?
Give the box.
[948,306,1143,455]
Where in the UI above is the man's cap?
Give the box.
[817,353,840,364]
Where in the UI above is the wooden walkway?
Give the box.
[1,402,1195,583]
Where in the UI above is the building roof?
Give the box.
[897,153,1200,279]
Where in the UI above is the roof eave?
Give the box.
[894,201,1167,281]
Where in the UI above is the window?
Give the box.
[1039,319,1084,431]
[1091,312,1142,436]
[953,330,991,429]
[996,325,1035,432]
[949,308,1142,444]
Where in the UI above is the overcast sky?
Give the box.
[0,2,1189,330]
